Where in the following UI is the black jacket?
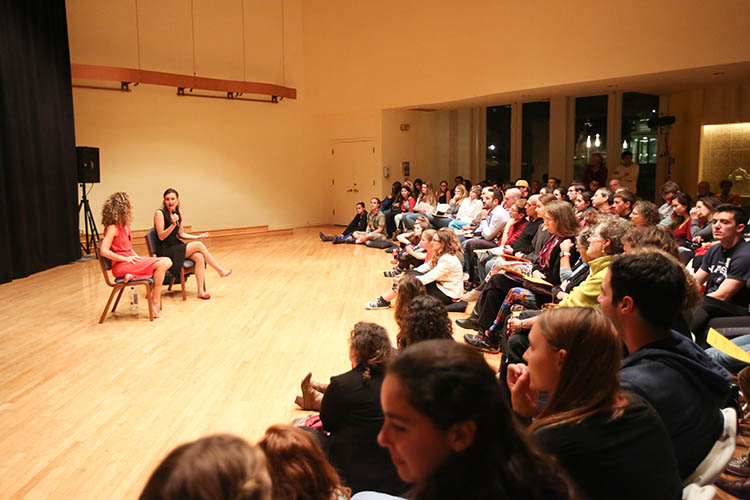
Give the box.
[320,365,408,495]
[620,331,732,478]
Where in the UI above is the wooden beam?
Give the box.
[71,63,297,100]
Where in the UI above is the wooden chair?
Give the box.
[144,228,202,300]
[95,241,154,323]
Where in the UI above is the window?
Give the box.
[573,95,608,183]
[521,101,550,184]
[621,92,659,200]
[486,105,511,183]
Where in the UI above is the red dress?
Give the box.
[110,224,159,279]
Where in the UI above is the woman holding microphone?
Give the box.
[154,188,231,300]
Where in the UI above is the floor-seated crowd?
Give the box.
[138,163,750,499]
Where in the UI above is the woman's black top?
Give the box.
[319,364,408,496]
[535,392,682,500]
[155,208,186,278]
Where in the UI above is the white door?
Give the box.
[330,140,376,225]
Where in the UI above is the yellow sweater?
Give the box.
[557,255,613,308]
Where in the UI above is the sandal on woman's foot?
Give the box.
[198,292,211,300]
[220,269,232,278]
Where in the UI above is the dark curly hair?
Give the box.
[398,295,453,349]
[349,322,394,382]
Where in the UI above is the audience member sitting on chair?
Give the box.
[99,192,172,317]
[691,204,750,346]
[629,200,661,227]
[259,425,351,500]
[155,188,231,300]
[320,201,368,244]
[598,250,731,479]
[138,434,271,500]
[506,308,683,500]
[372,340,578,500]
[296,322,408,496]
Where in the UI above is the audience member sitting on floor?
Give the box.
[369,230,436,308]
[100,192,172,317]
[351,198,387,245]
[366,228,463,310]
[372,340,578,500]
[385,218,431,277]
[320,201,368,244]
[138,434,271,500]
[629,200,661,227]
[691,204,750,346]
[598,250,731,479]
[259,425,351,500]
[393,275,427,348]
[507,308,683,500]
[395,295,453,350]
[298,323,408,496]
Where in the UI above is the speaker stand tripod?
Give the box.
[78,183,99,255]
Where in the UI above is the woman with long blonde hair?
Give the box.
[404,182,438,230]
[365,230,437,309]
[507,307,682,500]
[99,192,172,317]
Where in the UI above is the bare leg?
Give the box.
[151,257,172,318]
[185,241,231,277]
[383,290,397,302]
[192,252,210,299]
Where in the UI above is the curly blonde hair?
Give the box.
[429,228,463,268]
[101,192,132,226]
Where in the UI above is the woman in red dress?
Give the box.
[99,192,172,317]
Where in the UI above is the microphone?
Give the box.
[172,210,180,226]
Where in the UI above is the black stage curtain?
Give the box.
[0,0,80,284]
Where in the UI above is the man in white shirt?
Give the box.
[611,151,639,193]
[463,187,508,286]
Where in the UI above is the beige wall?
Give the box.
[67,0,319,231]
[666,84,750,198]
[302,0,750,114]
[66,0,750,231]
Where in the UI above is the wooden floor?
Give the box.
[1,226,743,499]
[0,226,494,499]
